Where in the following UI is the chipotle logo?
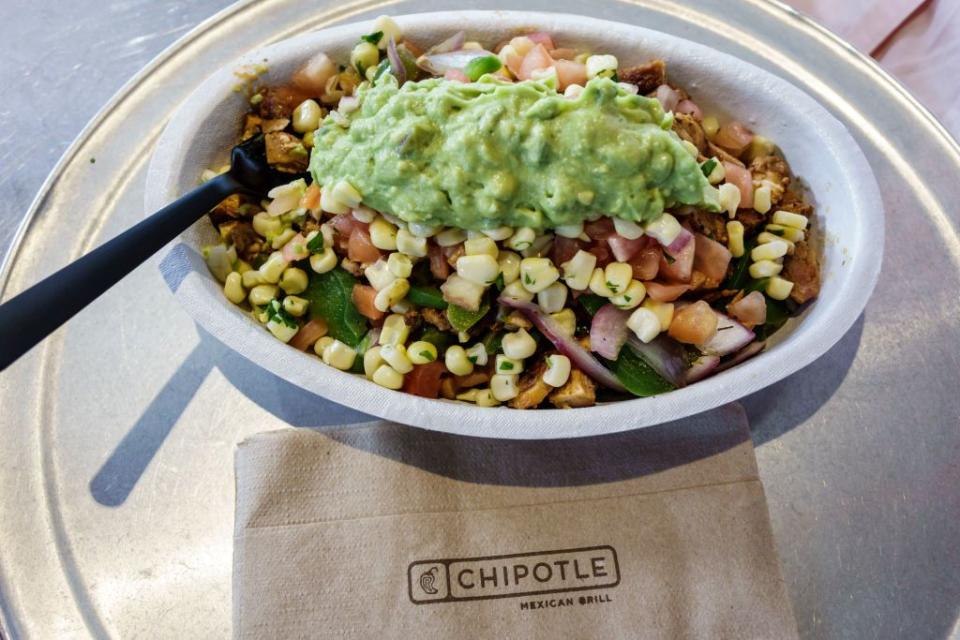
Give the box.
[408,546,620,604]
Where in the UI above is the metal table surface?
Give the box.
[0,0,958,638]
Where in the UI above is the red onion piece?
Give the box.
[693,233,732,283]
[427,30,465,54]
[607,234,646,262]
[701,311,755,356]
[675,99,703,120]
[625,334,688,388]
[417,49,495,75]
[723,162,754,209]
[387,37,406,84]
[716,341,765,373]
[281,233,309,262]
[590,304,630,360]
[714,121,754,155]
[726,291,767,328]
[665,226,693,255]
[654,84,680,112]
[684,354,720,383]
[498,296,626,392]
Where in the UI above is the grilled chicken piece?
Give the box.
[778,189,815,218]
[264,131,309,172]
[687,209,728,244]
[508,358,553,409]
[782,240,820,304]
[619,59,666,94]
[549,369,596,408]
[749,155,790,205]
[223,221,263,262]
[422,308,452,331]
[673,113,708,156]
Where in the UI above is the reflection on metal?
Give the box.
[0,0,958,638]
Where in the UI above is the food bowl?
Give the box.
[145,11,883,439]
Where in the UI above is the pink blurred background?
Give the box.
[787,0,958,137]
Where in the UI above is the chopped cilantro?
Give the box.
[360,30,383,45]
[700,158,717,177]
[606,281,619,293]
[500,361,515,371]
[420,350,436,362]
[306,232,324,253]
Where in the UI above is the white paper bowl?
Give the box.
[146,11,883,439]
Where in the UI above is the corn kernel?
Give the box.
[643,213,682,247]
[270,228,297,250]
[372,15,402,49]
[490,374,519,401]
[319,186,349,214]
[408,222,441,238]
[642,298,674,332]
[505,227,536,251]
[561,250,597,291]
[611,280,646,310]
[522,233,555,258]
[495,354,523,374]
[627,307,661,343]
[501,279,534,302]
[379,313,410,346]
[456,254,500,285]
[445,345,474,376]
[435,227,467,247]
[314,336,335,357]
[482,226,514,241]
[751,240,789,262]
[585,54,618,79]
[248,284,278,307]
[369,217,398,250]
[726,221,746,258]
[456,389,479,402]
[386,252,413,278]
[746,135,776,161]
[550,308,577,338]
[542,354,571,387]
[292,99,323,133]
[474,388,500,407]
[374,278,410,312]
[364,259,396,291]
[498,251,521,284]
[705,158,726,184]
[554,222,584,239]
[563,84,585,98]
[749,260,784,279]
[308,248,337,274]
[267,317,298,343]
[502,328,537,360]
[279,267,308,294]
[363,345,384,378]
[757,232,795,252]
[613,218,645,240]
[253,211,283,237]
[224,272,246,304]
[771,210,809,230]
[379,343,413,374]
[464,236,499,258]
[765,224,805,243]
[603,263,633,296]
[350,41,379,75]
[459,344,484,367]
[408,341,438,365]
[753,185,772,214]
[391,300,413,314]
[719,183,741,219]
[702,116,720,139]
[537,282,568,314]
[396,227,428,257]
[372,364,404,389]
[282,295,309,317]
[258,252,288,283]
[330,180,362,209]
[322,339,357,371]
[519,257,560,293]
[766,276,795,301]
[588,268,612,298]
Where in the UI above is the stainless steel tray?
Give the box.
[1,0,958,637]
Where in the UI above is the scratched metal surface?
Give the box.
[0,0,958,638]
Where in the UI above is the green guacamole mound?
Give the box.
[310,75,719,229]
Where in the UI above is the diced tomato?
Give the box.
[351,284,384,321]
[525,32,556,50]
[428,243,450,280]
[347,228,382,263]
[288,318,328,351]
[587,240,613,267]
[723,162,754,210]
[504,49,525,77]
[668,300,719,345]
[693,233,732,283]
[300,183,321,215]
[726,291,767,329]
[402,361,447,398]
[553,59,587,90]
[658,236,695,282]
[551,236,583,267]
[628,240,662,280]
[584,217,615,240]
[606,234,646,262]
[644,281,690,302]
[518,44,554,80]
[549,48,577,60]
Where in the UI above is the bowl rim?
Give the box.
[145,10,884,439]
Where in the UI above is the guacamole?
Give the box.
[310,75,718,229]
